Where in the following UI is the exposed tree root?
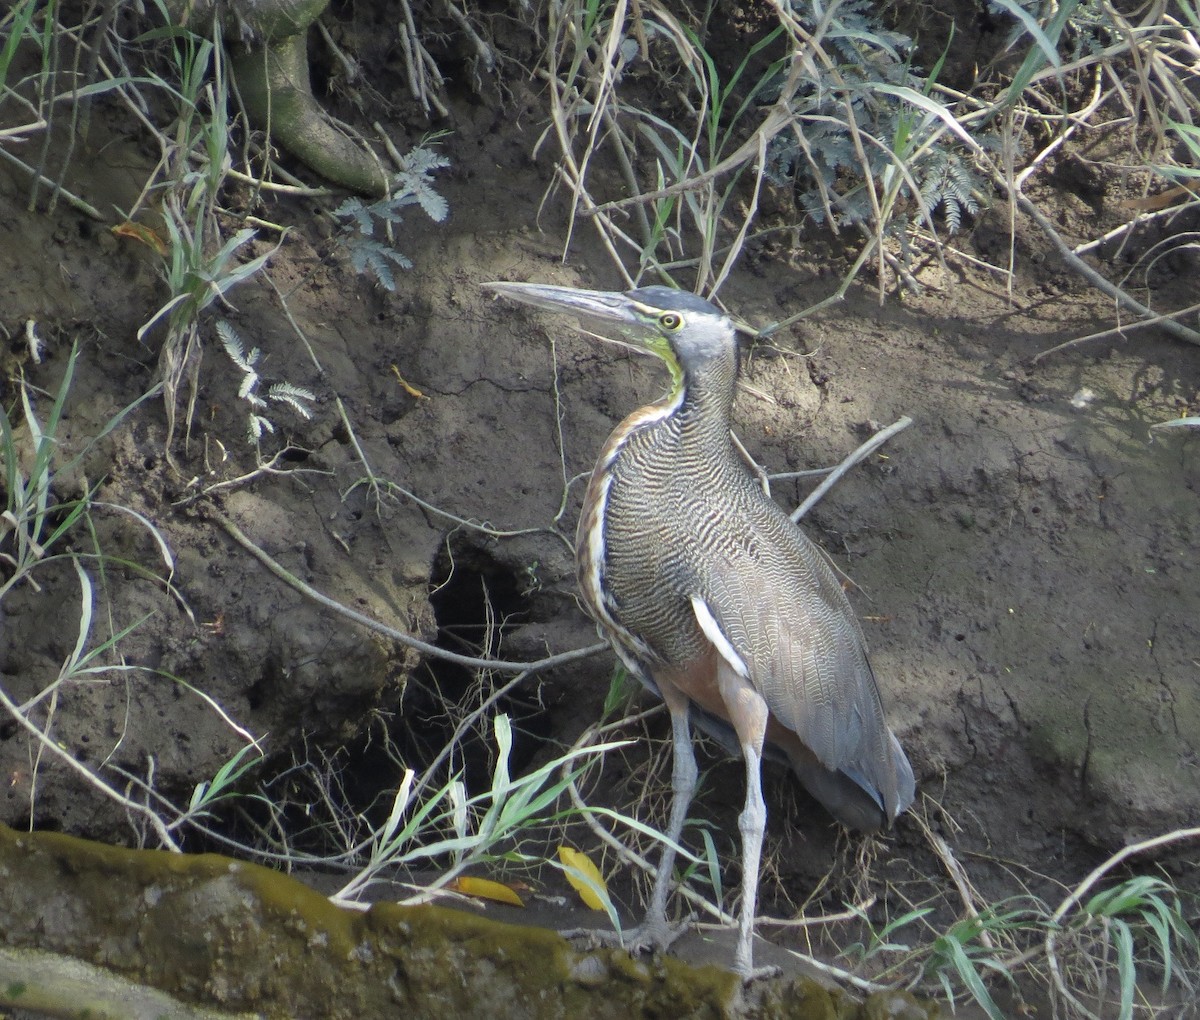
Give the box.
[164,0,390,195]
[231,30,389,196]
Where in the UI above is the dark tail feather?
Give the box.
[676,698,915,832]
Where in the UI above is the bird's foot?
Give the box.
[621,912,695,955]
[732,934,782,984]
[735,962,782,984]
[561,912,693,956]
[558,926,623,952]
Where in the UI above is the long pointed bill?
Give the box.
[483,281,646,333]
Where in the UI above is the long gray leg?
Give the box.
[560,682,697,954]
[632,684,698,945]
[716,661,772,980]
[733,738,767,977]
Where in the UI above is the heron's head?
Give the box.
[485,281,737,391]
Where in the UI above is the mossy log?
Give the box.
[0,825,934,1019]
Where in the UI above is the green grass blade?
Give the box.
[989,0,1066,71]
[995,0,1080,107]
[945,937,1005,1020]
[1,396,21,515]
[1112,918,1135,1020]
[698,825,721,902]
[0,0,38,85]
[66,558,95,672]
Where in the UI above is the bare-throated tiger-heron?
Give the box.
[486,281,915,979]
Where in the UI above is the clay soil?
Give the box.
[0,1,1197,1014]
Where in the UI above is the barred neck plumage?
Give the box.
[668,342,740,454]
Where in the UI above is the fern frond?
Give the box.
[217,320,259,373]
[332,197,375,235]
[331,145,449,283]
[237,372,260,401]
[400,146,452,178]
[408,180,448,222]
[247,414,275,443]
[346,237,413,291]
[267,382,317,419]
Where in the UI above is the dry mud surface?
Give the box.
[0,13,1197,1013]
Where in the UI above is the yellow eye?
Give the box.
[659,312,682,330]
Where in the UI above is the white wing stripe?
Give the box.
[690,596,750,679]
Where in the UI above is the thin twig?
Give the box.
[790,417,913,523]
[0,684,180,850]
[1033,299,1200,362]
[1072,202,1194,258]
[781,948,892,995]
[1044,827,1200,1018]
[1048,827,1200,928]
[1013,189,1200,350]
[746,900,871,929]
[919,815,993,950]
[223,168,334,197]
[439,0,495,74]
[756,236,882,337]
[0,118,47,140]
[350,477,573,549]
[0,145,104,220]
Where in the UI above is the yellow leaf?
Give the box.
[558,845,607,911]
[390,364,427,399]
[447,876,525,907]
[110,221,167,256]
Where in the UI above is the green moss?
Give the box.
[0,825,936,1019]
